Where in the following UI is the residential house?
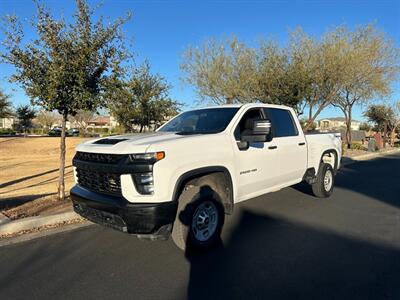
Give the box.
[318,117,361,131]
[0,117,15,129]
[87,116,118,130]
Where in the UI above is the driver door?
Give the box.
[232,108,280,201]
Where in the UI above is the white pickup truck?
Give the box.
[71,103,341,251]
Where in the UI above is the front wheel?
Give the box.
[171,185,224,252]
[311,163,335,198]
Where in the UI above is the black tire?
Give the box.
[311,163,335,198]
[171,185,224,252]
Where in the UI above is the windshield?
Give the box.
[158,108,239,134]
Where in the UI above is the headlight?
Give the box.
[132,172,154,195]
[129,152,165,162]
[130,152,164,195]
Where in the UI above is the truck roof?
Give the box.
[200,103,293,110]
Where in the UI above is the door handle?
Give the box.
[268,145,277,150]
[298,142,305,146]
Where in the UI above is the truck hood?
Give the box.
[76,132,187,154]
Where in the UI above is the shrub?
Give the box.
[0,128,16,135]
[350,142,367,151]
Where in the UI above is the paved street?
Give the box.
[0,153,399,300]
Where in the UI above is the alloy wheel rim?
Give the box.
[191,201,218,242]
[324,169,333,191]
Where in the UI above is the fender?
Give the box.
[172,166,234,214]
[320,149,339,173]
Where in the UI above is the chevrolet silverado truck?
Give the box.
[71,104,341,251]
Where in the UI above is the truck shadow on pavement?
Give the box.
[185,209,400,300]
[293,154,400,209]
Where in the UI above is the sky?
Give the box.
[0,0,399,121]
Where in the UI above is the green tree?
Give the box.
[181,37,259,104]
[0,89,13,118]
[331,25,399,148]
[109,63,181,132]
[364,104,395,147]
[15,104,36,134]
[0,0,131,200]
[298,27,350,131]
[359,122,372,132]
[256,39,312,114]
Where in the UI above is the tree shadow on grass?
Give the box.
[185,209,400,300]
[0,165,72,189]
[0,193,56,210]
[0,170,73,195]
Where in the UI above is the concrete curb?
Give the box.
[0,210,82,236]
[0,213,11,225]
[0,222,92,247]
[341,148,400,166]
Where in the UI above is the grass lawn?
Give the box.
[0,136,88,219]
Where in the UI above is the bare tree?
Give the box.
[36,110,59,132]
[70,110,95,134]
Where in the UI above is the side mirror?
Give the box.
[241,119,272,143]
[253,119,271,135]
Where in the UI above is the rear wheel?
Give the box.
[171,185,224,252]
[311,163,335,198]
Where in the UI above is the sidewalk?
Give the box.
[341,148,400,166]
[0,206,86,240]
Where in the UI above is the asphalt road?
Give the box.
[1,153,399,300]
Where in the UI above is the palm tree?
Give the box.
[0,89,13,118]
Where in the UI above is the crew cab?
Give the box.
[71,104,341,251]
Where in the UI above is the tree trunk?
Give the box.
[308,105,313,122]
[305,105,313,132]
[57,114,67,201]
[390,128,396,147]
[225,97,233,104]
[140,124,143,133]
[345,108,352,149]
[304,102,327,131]
[383,122,387,148]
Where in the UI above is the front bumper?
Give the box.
[71,185,177,238]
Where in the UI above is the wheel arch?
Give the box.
[172,166,235,214]
[319,149,339,173]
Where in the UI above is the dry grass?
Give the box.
[0,136,88,219]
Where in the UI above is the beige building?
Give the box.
[52,115,119,130]
[86,116,119,130]
[318,117,361,131]
[0,117,15,129]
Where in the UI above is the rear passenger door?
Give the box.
[263,108,307,185]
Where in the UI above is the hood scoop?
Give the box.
[94,138,128,145]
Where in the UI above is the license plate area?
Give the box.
[74,203,127,232]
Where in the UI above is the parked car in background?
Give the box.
[68,128,80,136]
[49,127,73,137]
[48,128,62,136]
